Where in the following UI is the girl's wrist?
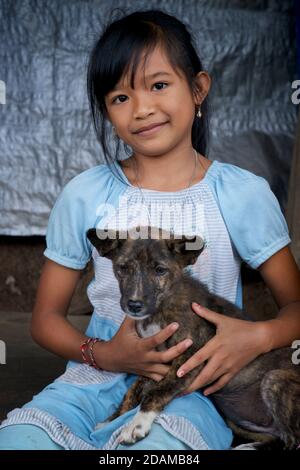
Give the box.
[92,339,114,371]
[80,337,111,370]
[255,320,275,354]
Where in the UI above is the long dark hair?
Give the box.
[87,8,211,182]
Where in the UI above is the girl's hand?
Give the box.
[177,303,269,396]
[102,316,193,382]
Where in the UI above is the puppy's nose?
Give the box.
[127,300,144,313]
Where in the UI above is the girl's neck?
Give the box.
[120,151,211,192]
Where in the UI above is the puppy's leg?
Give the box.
[95,377,149,430]
[261,369,300,449]
[228,420,281,450]
[108,377,151,421]
[119,355,201,445]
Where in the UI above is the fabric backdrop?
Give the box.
[0,0,297,235]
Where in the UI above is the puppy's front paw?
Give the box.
[118,411,157,445]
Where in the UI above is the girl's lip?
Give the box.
[135,122,168,136]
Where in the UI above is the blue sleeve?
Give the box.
[213,165,291,269]
[43,172,96,270]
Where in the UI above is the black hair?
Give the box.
[87,8,211,182]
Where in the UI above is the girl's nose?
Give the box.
[133,97,156,119]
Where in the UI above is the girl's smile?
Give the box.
[133,121,169,137]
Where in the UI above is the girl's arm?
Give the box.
[177,246,300,395]
[31,258,92,362]
[31,258,192,380]
[258,245,300,350]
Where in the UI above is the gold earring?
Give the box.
[197,106,202,118]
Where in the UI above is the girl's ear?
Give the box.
[193,71,211,106]
[193,81,202,106]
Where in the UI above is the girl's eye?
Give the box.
[112,95,127,104]
[111,82,168,104]
[153,82,168,91]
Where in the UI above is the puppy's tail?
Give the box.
[261,369,300,449]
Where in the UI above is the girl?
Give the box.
[0,9,300,450]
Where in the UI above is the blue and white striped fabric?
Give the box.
[0,159,291,450]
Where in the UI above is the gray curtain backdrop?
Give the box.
[0,0,297,235]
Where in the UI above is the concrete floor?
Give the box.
[0,312,90,422]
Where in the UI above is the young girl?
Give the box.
[0,9,300,451]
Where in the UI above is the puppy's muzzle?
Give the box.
[127,299,144,315]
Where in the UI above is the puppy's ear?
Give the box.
[86,228,127,260]
[165,234,205,266]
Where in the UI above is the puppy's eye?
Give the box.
[117,264,128,274]
[155,266,168,275]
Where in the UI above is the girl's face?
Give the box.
[104,46,210,157]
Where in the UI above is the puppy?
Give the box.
[87,226,300,449]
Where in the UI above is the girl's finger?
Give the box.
[203,373,232,396]
[191,303,223,326]
[148,373,164,382]
[159,338,193,363]
[144,322,179,350]
[137,362,170,376]
[179,376,199,396]
[122,316,138,330]
[144,363,171,381]
[186,359,222,393]
[179,373,207,397]
[150,364,170,376]
[176,337,217,377]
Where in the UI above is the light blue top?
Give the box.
[0,159,291,450]
[44,158,291,305]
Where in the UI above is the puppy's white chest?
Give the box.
[136,322,161,339]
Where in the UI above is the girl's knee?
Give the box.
[0,424,64,450]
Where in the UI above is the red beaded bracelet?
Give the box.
[80,337,102,370]
[89,338,101,370]
[80,337,93,365]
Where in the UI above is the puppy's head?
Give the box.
[87,226,205,320]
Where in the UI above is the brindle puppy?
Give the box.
[87,226,300,449]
